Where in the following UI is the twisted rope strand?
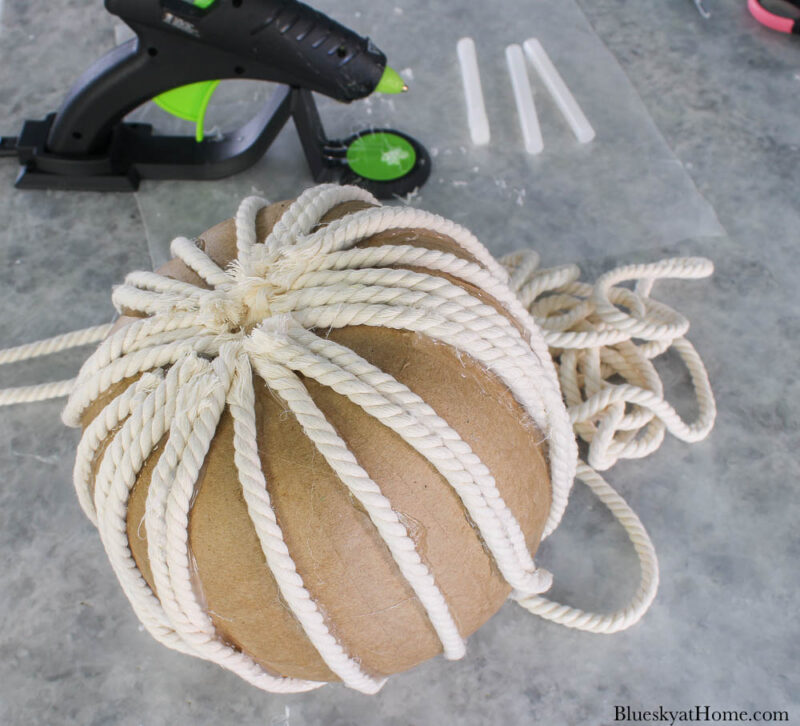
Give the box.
[249,335,468,664]
[513,462,659,633]
[0,323,112,364]
[169,236,232,289]
[92,357,202,654]
[0,323,113,406]
[255,318,552,596]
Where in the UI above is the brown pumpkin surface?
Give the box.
[84,199,551,681]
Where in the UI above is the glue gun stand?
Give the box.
[11,87,429,195]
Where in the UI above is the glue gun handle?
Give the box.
[47,35,226,155]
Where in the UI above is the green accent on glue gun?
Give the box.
[191,0,217,7]
[375,66,408,94]
[153,80,220,141]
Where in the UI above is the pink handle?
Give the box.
[748,0,795,33]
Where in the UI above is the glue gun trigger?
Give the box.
[153,80,221,142]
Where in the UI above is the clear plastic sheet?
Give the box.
[122,0,725,267]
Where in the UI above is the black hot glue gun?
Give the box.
[0,0,430,197]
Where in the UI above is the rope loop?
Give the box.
[503,251,715,472]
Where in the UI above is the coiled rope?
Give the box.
[501,250,715,632]
[0,185,715,691]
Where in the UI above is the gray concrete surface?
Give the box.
[0,0,797,724]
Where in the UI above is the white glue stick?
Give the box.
[505,44,543,155]
[457,37,491,146]
[523,38,595,144]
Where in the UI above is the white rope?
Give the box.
[0,323,112,363]
[514,461,659,633]
[500,249,715,632]
[0,323,112,406]
[0,184,715,687]
[228,350,387,693]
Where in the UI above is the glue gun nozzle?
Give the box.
[376,66,408,95]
